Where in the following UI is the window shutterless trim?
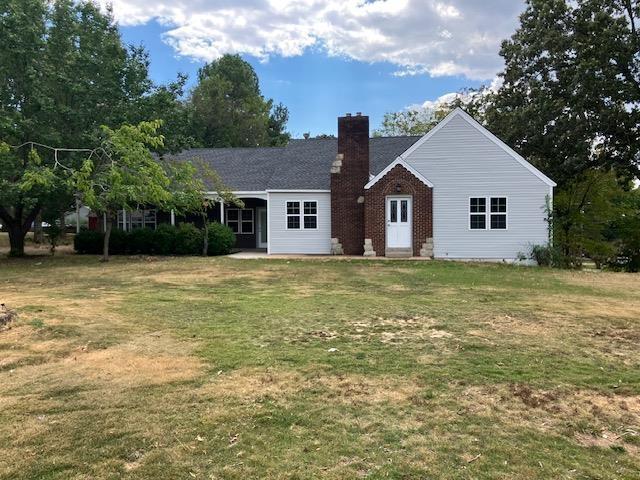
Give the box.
[468,196,508,231]
[226,208,254,234]
[285,200,318,230]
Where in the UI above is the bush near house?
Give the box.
[73,223,235,256]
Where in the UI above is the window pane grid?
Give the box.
[287,200,317,229]
[470,197,486,213]
[469,197,507,230]
[227,208,253,234]
[390,200,398,222]
[491,197,507,213]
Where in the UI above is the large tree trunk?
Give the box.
[33,212,44,244]
[8,223,27,257]
[102,213,113,262]
[1,204,40,257]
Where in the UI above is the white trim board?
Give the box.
[365,157,434,190]
[397,107,557,188]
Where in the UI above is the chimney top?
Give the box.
[356,112,362,116]
[345,113,352,117]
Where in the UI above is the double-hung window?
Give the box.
[469,197,507,230]
[227,208,254,234]
[287,200,318,229]
[490,197,507,230]
[469,198,487,230]
[117,208,157,231]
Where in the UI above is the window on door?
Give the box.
[389,199,409,223]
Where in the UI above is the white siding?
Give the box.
[268,192,332,254]
[404,113,551,260]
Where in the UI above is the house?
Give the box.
[89,108,556,260]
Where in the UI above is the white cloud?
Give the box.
[99,0,525,80]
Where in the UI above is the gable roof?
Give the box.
[166,136,420,191]
[364,157,434,189]
[399,108,557,187]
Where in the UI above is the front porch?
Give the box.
[88,194,269,252]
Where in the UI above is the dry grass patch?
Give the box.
[199,368,421,406]
[559,270,640,291]
[349,316,455,344]
[457,384,640,457]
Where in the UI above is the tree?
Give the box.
[189,54,290,147]
[166,158,242,256]
[0,144,55,256]
[470,0,640,188]
[373,104,452,137]
[73,121,173,261]
[0,0,190,256]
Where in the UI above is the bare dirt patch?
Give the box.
[349,316,454,344]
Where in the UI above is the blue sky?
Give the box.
[113,1,525,137]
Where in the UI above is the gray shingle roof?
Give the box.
[166,137,420,191]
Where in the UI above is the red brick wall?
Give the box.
[364,164,433,256]
[331,114,369,255]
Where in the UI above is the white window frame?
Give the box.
[286,200,318,230]
[117,208,157,231]
[226,208,254,234]
[468,197,508,231]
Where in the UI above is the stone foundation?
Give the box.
[331,238,344,255]
[420,237,434,258]
[363,238,376,257]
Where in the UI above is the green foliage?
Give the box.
[373,104,452,137]
[174,223,203,255]
[206,222,236,256]
[128,228,156,254]
[469,0,639,188]
[72,121,175,260]
[529,243,573,268]
[0,0,189,256]
[153,224,177,255]
[73,229,103,254]
[44,224,64,255]
[551,170,629,268]
[73,222,236,256]
[189,54,290,147]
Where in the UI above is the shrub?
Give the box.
[74,221,236,256]
[108,228,129,255]
[74,229,103,254]
[207,222,236,256]
[530,244,553,267]
[128,228,156,254]
[153,224,177,255]
[174,223,202,255]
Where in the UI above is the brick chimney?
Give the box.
[330,113,369,255]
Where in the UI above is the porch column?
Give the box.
[170,209,175,226]
[75,198,81,234]
[219,201,224,224]
[122,208,127,232]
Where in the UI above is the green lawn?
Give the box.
[0,254,638,479]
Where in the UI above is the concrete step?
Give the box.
[385,247,413,258]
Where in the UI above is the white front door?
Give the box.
[256,207,268,248]
[386,196,412,248]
